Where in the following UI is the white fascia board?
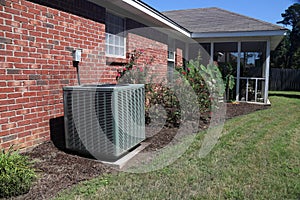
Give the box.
[122,0,191,37]
[191,30,286,38]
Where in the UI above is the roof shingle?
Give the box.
[162,7,285,33]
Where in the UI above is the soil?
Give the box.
[11,102,269,200]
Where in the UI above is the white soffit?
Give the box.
[192,30,286,38]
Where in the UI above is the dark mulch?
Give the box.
[12,102,269,200]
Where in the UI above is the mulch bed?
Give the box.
[12,102,269,200]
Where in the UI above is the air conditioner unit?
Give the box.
[63,84,145,161]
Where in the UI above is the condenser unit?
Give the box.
[63,84,145,161]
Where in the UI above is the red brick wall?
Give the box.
[0,0,183,150]
[127,33,168,79]
[0,0,106,149]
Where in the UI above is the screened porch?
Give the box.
[189,40,271,104]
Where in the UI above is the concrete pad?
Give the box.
[100,142,150,169]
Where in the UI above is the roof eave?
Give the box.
[122,0,191,37]
[191,30,287,38]
[87,0,191,37]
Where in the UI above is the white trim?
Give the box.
[122,0,191,37]
[236,41,241,101]
[264,39,271,104]
[192,30,286,38]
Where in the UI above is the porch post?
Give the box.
[236,41,241,101]
[264,39,271,104]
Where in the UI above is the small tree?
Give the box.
[273,3,300,69]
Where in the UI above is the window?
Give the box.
[105,13,125,58]
[167,39,175,82]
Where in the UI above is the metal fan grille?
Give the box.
[63,84,145,160]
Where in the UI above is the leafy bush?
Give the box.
[177,58,225,112]
[0,147,36,198]
[116,49,183,127]
[116,50,225,127]
[145,82,181,127]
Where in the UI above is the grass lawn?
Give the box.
[55,91,300,200]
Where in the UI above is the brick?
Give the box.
[5,32,21,40]
[0,106,7,112]
[2,135,18,143]
[30,42,41,48]
[4,7,20,15]
[0,0,6,6]
[0,129,10,137]
[28,8,40,16]
[0,25,12,32]
[29,53,41,58]
[45,12,54,19]
[14,40,28,46]
[43,22,54,29]
[0,74,12,80]
[18,131,31,138]
[29,31,41,37]
[36,80,48,85]
[21,11,34,19]
[14,15,29,23]
[24,113,37,120]
[14,51,29,57]
[0,50,13,56]
[16,98,30,104]
[26,36,35,42]
[6,69,21,74]
[0,37,12,44]
[29,74,40,80]
[22,47,36,53]
[43,44,54,49]
[2,123,16,131]
[10,115,23,122]
[22,58,35,63]
[0,87,14,93]
[14,63,29,69]
[0,141,13,149]
[16,109,30,116]
[23,91,37,97]
[0,81,6,87]
[8,93,22,98]
[24,124,36,131]
[14,74,28,80]
[0,12,12,19]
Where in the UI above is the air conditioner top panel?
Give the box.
[63,84,144,91]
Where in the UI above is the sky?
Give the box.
[142,0,298,26]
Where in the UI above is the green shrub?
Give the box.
[145,82,182,127]
[116,49,225,127]
[0,147,36,198]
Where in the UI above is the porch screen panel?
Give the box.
[240,42,266,77]
[214,42,238,100]
[239,42,266,102]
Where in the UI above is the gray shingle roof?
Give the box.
[162,7,285,33]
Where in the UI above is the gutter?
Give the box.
[122,0,191,37]
[191,30,287,38]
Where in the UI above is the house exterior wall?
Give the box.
[0,0,179,150]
